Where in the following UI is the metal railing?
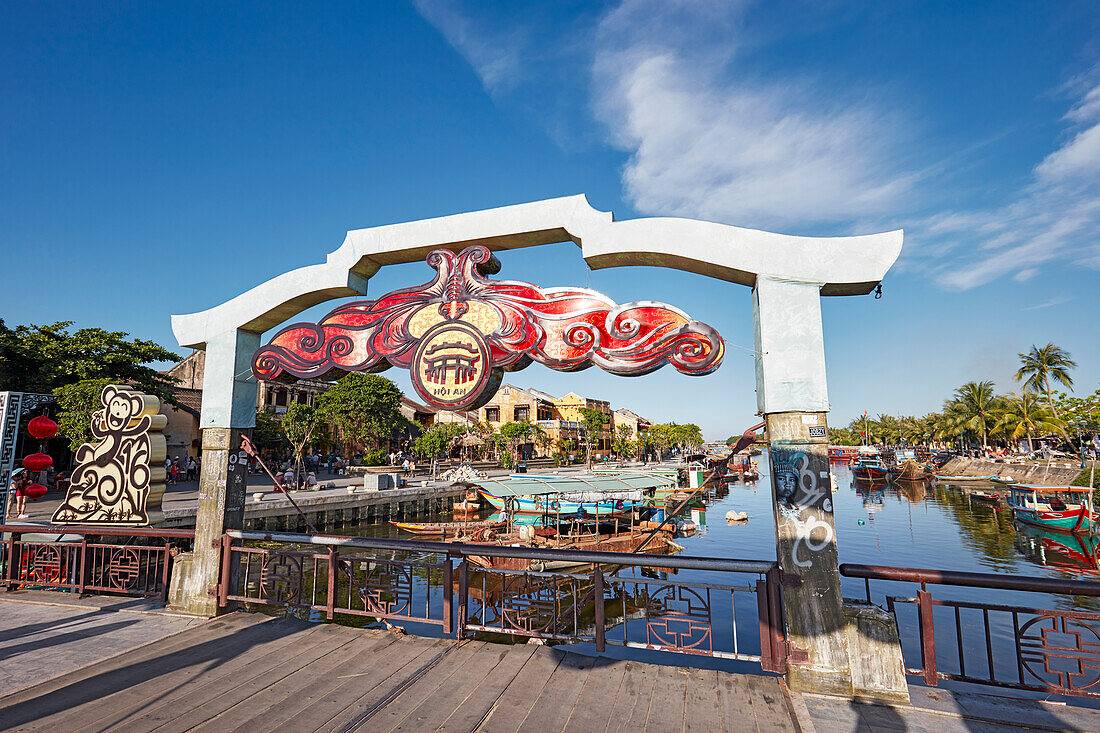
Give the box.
[841,563,1100,699]
[1,524,195,600]
[219,529,789,670]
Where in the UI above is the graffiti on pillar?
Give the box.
[772,448,835,568]
[53,385,167,526]
[252,245,724,411]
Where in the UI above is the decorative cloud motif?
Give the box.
[253,245,723,410]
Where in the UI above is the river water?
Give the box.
[312,453,1100,700]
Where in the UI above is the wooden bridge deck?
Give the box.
[0,611,798,732]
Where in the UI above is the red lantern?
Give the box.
[23,484,48,501]
[22,453,53,472]
[27,416,58,440]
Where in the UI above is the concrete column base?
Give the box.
[844,600,911,704]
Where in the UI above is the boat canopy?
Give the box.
[469,474,673,502]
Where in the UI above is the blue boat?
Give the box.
[467,473,672,516]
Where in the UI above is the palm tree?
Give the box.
[946,381,999,449]
[1015,343,1076,419]
[998,391,1065,453]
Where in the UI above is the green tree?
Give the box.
[53,378,113,451]
[0,320,180,397]
[945,381,999,449]
[578,407,606,470]
[252,411,289,454]
[281,402,325,486]
[613,423,636,461]
[414,422,465,478]
[999,392,1066,452]
[317,373,405,452]
[1016,343,1076,419]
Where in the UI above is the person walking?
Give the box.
[6,468,32,519]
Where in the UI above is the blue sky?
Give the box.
[2,1,1099,439]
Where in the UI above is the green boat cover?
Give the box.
[467,473,674,501]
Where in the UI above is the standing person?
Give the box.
[6,468,32,520]
[164,456,173,485]
[186,456,197,481]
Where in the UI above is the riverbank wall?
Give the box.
[160,482,469,530]
[937,457,1085,486]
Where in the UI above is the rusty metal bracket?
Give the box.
[781,572,802,588]
[212,539,223,550]
[206,585,217,597]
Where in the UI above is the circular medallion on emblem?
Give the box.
[411,322,494,410]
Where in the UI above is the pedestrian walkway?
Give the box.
[2,597,1099,731]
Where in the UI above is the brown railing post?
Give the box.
[77,538,88,595]
[593,566,606,653]
[217,533,233,608]
[159,540,172,602]
[457,559,469,640]
[327,546,338,620]
[442,557,454,635]
[757,577,777,672]
[4,532,16,589]
[917,587,938,686]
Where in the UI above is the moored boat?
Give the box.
[933,474,1001,484]
[852,457,890,482]
[1007,485,1098,534]
[390,519,506,537]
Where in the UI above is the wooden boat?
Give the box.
[1007,486,1098,534]
[852,457,890,481]
[453,500,480,512]
[464,529,677,571]
[390,519,506,537]
[990,476,1018,486]
[480,491,632,516]
[970,490,1002,506]
[893,460,929,481]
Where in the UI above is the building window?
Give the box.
[537,405,553,421]
[514,405,530,422]
[485,407,500,423]
[275,390,287,407]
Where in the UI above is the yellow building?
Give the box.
[554,392,613,453]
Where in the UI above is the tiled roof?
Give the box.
[169,387,203,417]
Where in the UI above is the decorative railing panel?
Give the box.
[220,530,786,669]
[842,563,1100,700]
[1,525,193,599]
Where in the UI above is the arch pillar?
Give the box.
[168,328,259,615]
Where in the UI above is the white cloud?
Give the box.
[410,0,524,95]
[930,79,1100,290]
[591,0,912,228]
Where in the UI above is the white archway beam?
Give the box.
[171,194,900,348]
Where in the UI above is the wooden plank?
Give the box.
[560,656,629,733]
[63,621,338,733]
[435,644,537,732]
[516,651,595,732]
[605,661,659,733]
[741,676,795,732]
[122,627,392,732]
[313,639,477,733]
[683,667,721,733]
[0,614,298,732]
[271,635,450,733]
[642,664,687,733]
[388,642,525,732]
[182,625,369,732]
[717,670,759,733]
[355,640,488,733]
[478,646,566,733]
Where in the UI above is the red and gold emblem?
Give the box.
[253,245,724,411]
